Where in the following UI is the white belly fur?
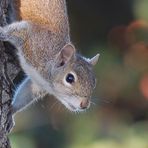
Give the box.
[17,51,52,94]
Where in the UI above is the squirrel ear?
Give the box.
[57,43,75,67]
[89,54,100,66]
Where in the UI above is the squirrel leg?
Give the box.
[12,77,46,114]
[0,21,29,47]
[6,77,46,132]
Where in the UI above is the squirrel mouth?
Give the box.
[67,102,87,112]
[60,99,77,111]
[60,99,87,112]
[67,103,77,110]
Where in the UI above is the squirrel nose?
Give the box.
[80,99,90,109]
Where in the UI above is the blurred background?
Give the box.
[10,0,148,148]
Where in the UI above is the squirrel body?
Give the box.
[0,0,99,114]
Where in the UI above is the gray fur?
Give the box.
[0,0,99,113]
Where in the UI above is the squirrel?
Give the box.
[0,0,99,115]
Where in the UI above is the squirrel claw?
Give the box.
[5,109,15,133]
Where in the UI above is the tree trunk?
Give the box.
[0,0,21,147]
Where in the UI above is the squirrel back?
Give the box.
[7,0,71,69]
[12,0,69,37]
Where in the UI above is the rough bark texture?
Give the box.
[0,0,21,147]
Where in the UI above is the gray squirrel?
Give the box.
[0,0,99,115]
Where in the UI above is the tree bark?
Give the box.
[0,0,21,147]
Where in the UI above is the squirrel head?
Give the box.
[50,44,99,112]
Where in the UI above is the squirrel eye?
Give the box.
[66,73,75,84]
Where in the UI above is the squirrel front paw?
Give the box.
[5,108,15,133]
[0,27,8,41]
